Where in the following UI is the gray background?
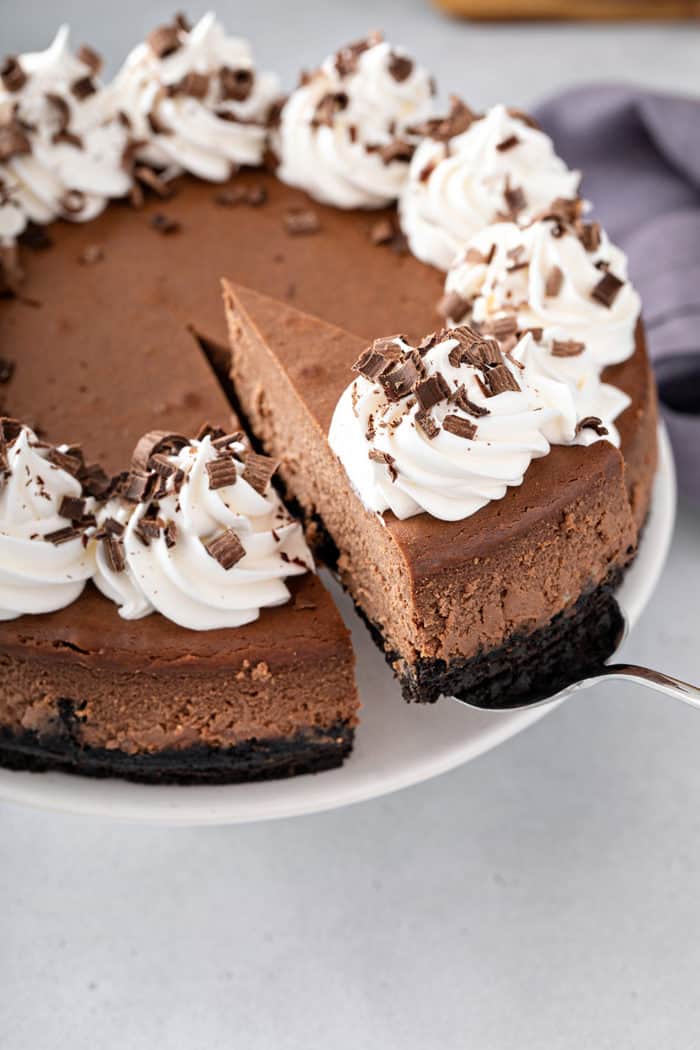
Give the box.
[2,2,700,1047]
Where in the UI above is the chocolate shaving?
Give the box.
[76,44,102,75]
[132,430,189,472]
[442,414,477,440]
[415,410,440,439]
[284,209,320,236]
[121,471,156,503]
[368,448,397,482]
[507,107,541,131]
[164,520,178,549]
[545,265,563,298]
[503,181,527,217]
[101,517,125,537]
[71,76,97,101]
[211,431,245,451]
[377,138,414,166]
[415,372,450,411]
[204,528,245,570]
[58,495,86,520]
[334,32,383,77]
[450,385,489,417]
[580,221,601,253]
[147,22,182,59]
[0,117,31,162]
[437,290,469,323]
[103,534,126,573]
[592,270,624,308]
[242,452,277,494]
[388,52,413,82]
[496,134,520,152]
[205,455,238,490]
[219,66,255,103]
[379,358,420,402]
[46,446,82,476]
[150,212,181,235]
[413,95,478,142]
[312,91,348,129]
[487,315,518,341]
[44,525,80,546]
[354,345,394,381]
[1,55,27,92]
[576,415,608,436]
[483,363,520,396]
[551,339,585,357]
[134,165,174,199]
[172,71,209,99]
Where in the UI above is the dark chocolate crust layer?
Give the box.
[384,573,625,707]
[0,715,354,785]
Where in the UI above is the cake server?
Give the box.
[453,610,700,713]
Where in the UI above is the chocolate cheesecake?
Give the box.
[0,17,657,780]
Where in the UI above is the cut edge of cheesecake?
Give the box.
[223,279,638,706]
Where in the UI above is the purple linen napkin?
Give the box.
[535,85,700,504]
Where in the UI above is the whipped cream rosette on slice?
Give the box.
[0,419,97,619]
[113,12,280,181]
[399,101,581,270]
[0,27,131,240]
[277,32,435,209]
[328,327,595,523]
[441,204,641,369]
[93,428,314,631]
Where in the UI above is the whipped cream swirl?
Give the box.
[277,33,435,209]
[94,433,313,630]
[399,103,581,270]
[0,27,131,242]
[329,330,586,522]
[113,13,280,180]
[0,422,95,619]
[443,213,641,367]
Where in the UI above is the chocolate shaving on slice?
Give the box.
[388,52,413,82]
[415,410,440,439]
[148,452,177,479]
[496,134,520,152]
[353,346,392,381]
[172,71,209,99]
[312,91,348,128]
[1,55,27,92]
[437,290,469,323]
[592,270,624,308]
[379,358,420,402]
[442,414,477,440]
[71,76,97,101]
[413,95,478,142]
[242,452,277,494]
[450,384,490,417]
[205,455,238,490]
[102,517,125,537]
[545,265,563,298]
[150,212,181,235]
[196,422,226,442]
[377,138,414,166]
[576,415,608,436]
[134,165,174,199]
[147,22,182,59]
[163,520,177,549]
[58,495,86,520]
[219,66,255,103]
[211,431,245,451]
[0,357,14,383]
[368,448,397,482]
[334,31,383,77]
[78,243,103,266]
[132,431,189,472]
[0,117,31,162]
[551,339,585,357]
[76,44,102,75]
[483,363,520,396]
[503,181,527,217]
[135,514,165,545]
[579,221,601,252]
[507,107,541,131]
[284,209,320,236]
[103,533,126,572]
[121,471,156,503]
[415,372,450,411]
[487,315,519,341]
[204,528,245,570]
[44,525,80,546]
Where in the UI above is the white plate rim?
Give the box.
[0,425,676,826]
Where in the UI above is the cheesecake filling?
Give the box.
[277,32,435,209]
[0,421,96,619]
[93,430,313,631]
[399,101,581,271]
[112,12,280,181]
[442,204,641,367]
[0,27,131,240]
[329,327,627,522]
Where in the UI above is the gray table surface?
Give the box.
[1,2,699,1047]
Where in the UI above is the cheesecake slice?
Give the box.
[224,282,637,707]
